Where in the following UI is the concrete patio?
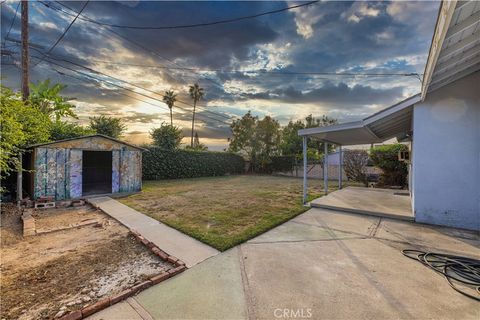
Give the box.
[89,207,479,320]
[311,186,413,221]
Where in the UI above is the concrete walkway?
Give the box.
[90,207,479,320]
[88,197,219,267]
[311,187,414,221]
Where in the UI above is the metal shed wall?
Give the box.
[32,136,142,200]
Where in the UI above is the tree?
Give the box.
[280,120,305,156]
[188,83,205,147]
[1,85,51,184]
[163,90,177,126]
[370,144,408,187]
[186,132,208,151]
[343,150,369,185]
[280,114,337,157]
[150,123,183,150]
[29,79,77,120]
[89,115,126,138]
[50,121,95,141]
[304,114,338,153]
[228,111,281,172]
[228,111,257,159]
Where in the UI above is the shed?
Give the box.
[24,135,145,200]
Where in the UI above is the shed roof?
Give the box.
[298,95,420,145]
[28,134,146,151]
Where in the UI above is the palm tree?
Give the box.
[163,90,177,126]
[188,83,205,147]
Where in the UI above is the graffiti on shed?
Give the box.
[28,135,144,200]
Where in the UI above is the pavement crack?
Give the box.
[238,245,256,320]
[247,236,368,245]
[368,218,382,238]
[290,220,367,238]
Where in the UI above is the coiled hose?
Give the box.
[402,249,480,301]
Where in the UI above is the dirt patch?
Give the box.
[1,205,174,320]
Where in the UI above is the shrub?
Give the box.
[343,150,369,185]
[143,147,245,180]
[370,144,408,187]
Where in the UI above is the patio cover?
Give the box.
[298,94,420,146]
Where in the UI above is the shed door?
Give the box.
[82,151,112,196]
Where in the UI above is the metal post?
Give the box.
[324,142,328,195]
[302,136,308,205]
[338,145,343,189]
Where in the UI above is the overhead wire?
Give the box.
[3,1,20,47]
[40,1,226,90]
[25,52,232,126]
[49,1,319,30]
[33,0,89,67]
[42,51,233,121]
[43,1,421,79]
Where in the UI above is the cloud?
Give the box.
[0,1,439,149]
[342,2,381,24]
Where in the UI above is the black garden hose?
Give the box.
[402,249,480,301]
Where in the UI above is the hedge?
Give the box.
[143,147,245,180]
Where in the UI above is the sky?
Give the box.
[0,1,440,150]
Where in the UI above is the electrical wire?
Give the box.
[27,53,232,126]
[33,0,89,67]
[402,249,480,301]
[51,1,318,30]
[3,1,20,46]
[35,2,421,80]
[29,46,233,121]
[83,59,421,78]
[40,0,227,90]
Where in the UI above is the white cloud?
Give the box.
[342,2,381,24]
[289,1,325,39]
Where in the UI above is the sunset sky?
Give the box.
[1,1,439,150]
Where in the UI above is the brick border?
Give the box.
[58,230,186,320]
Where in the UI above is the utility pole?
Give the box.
[18,1,29,204]
[21,0,29,101]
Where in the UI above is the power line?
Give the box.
[28,43,234,121]
[3,1,20,46]
[39,1,247,89]
[27,53,232,126]
[33,0,89,67]
[51,1,318,30]
[38,0,421,86]
[83,58,421,78]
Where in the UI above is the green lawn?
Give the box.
[120,175,356,251]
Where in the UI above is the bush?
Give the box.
[343,150,369,185]
[370,144,408,187]
[143,147,245,180]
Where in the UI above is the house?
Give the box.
[298,1,480,231]
[23,134,145,200]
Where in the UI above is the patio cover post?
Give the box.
[338,145,343,189]
[324,142,328,195]
[302,136,308,205]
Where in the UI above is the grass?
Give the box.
[120,175,359,251]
